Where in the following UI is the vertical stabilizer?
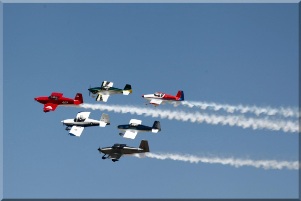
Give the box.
[152,121,161,133]
[176,90,184,101]
[123,84,132,95]
[139,140,150,152]
[99,113,110,127]
[75,93,84,104]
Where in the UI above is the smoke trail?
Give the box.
[80,103,298,133]
[180,101,299,118]
[134,153,299,170]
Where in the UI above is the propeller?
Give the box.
[88,84,91,97]
[89,84,98,98]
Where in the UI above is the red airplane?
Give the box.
[142,90,184,106]
[34,92,83,112]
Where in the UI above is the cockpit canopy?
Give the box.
[113,143,127,148]
[74,116,86,122]
[49,92,63,100]
[154,92,164,97]
[48,96,58,100]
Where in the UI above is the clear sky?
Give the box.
[3,3,299,199]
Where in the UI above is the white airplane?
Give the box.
[117,119,161,139]
[61,112,110,137]
[88,81,132,102]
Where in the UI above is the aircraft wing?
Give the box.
[44,103,58,112]
[102,81,114,88]
[122,130,138,139]
[129,119,142,125]
[69,126,84,137]
[76,112,90,120]
[108,153,122,160]
[150,99,163,105]
[96,94,110,102]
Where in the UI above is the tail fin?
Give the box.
[99,113,110,127]
[123,84,132,95]
[176,90,184,101]
[75,93,84,104]
[124,84,132,90]
[152,121,161,133]
[139,140,150,152]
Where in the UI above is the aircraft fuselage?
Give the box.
[34,96,81,105]
[98,146,143,155]
[61,119,102,127]
[88,87,123,95]
[117,124,152,132]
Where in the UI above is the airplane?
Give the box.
[117,119,161,139]
[142,90,184,106]
[98,140,150,162]
[88,81,132,102]
[34,92,83,112]
[61,112,110,137]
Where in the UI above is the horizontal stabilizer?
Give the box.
[99,121,107,127]
[123,90,131,95]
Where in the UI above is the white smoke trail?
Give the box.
[80,103,298,133]
[134,153,299,170]
[180,101,299,118]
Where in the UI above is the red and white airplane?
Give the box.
[142,90,184,106]
[34,92,83,112]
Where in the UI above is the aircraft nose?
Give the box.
[142,95,144,98]
[34,97,38,101]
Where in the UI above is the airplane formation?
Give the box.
[34,81,184,162]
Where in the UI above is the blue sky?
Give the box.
[3,3,299,198]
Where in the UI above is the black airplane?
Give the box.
[98,140,150,162]
[117,119,161,139]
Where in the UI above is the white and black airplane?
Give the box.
[88,81,132,102]
[117,119,161,139]
[61,112,110,137]
[98,140,150,162]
